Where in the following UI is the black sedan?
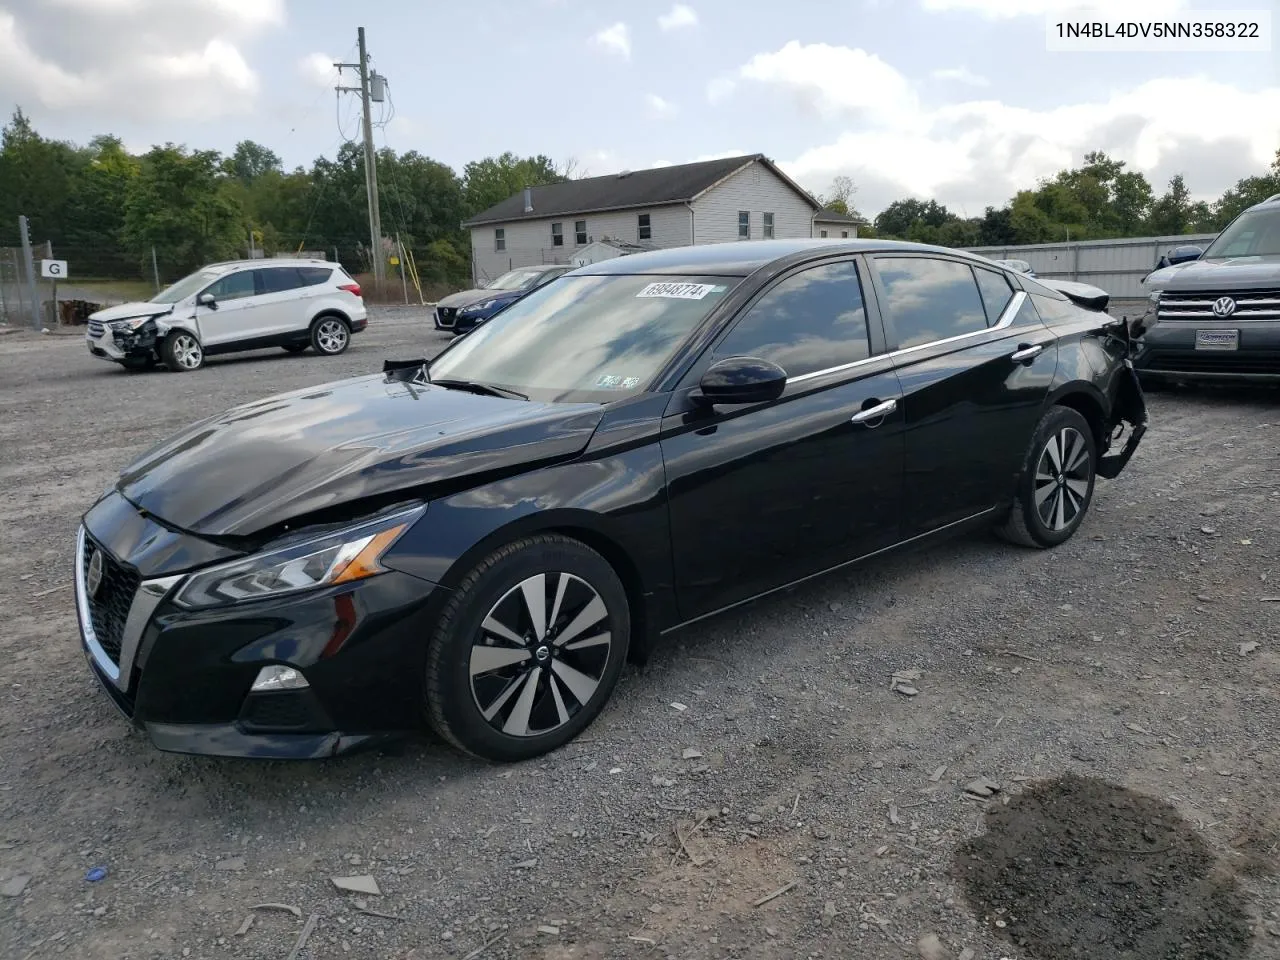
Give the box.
[74,240,1148,762]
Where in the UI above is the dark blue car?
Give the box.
[434,264,572,335]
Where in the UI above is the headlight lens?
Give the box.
[173,505,425,609]
[111,317,155,332]
[464,299,497,314]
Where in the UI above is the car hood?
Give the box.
[437,288,515,308]
[1145,254,1280,292]
[115,373,604,539]
[89,301,174,322]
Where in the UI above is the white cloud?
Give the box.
[931,66,989,87]
[920,0,1188,17]
[706,76,736,104]
[723,41,1280,214]
[737,41,918,129]
[298,52,336,88]
[591,22,631,59]
[645,93,677,119]
[0,0,282,122]
[658,4,698,30]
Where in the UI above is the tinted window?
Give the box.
[298,266,333,286]
[974,267,1014,325]
[714,261,870,378]
[875,257,987,349]
[258,268,304,294]
[1030,293,1079,325]
[205,270,255,302]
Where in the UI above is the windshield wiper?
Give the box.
[430,378,529,401]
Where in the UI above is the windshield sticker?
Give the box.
[636,281,717,300]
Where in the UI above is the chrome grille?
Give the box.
[79,534,140,667]
[1158,289,1280,322]
[87,320,107,337]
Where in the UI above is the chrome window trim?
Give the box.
[786,290,1028,385]
[76,525,183,691]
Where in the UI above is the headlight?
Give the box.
[173,504,425,609]
[463,299,498,314]
[111,317,155,332]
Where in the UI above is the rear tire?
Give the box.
[159,332,203,372]
[424,535,630,762]
[997,405,1097,549]
[310,315,350,356]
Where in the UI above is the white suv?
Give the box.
[85,259,369,373]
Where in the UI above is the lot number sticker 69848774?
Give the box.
[635,282,718,300]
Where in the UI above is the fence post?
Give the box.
[151,247,161,291]
[18,216,40,330]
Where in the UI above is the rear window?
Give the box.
[299,267,333,286]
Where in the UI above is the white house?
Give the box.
[462,154,833,284]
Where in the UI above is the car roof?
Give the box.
[569,239,993,277]
[206,258,335,271]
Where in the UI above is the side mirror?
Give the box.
[695,356,788,406]
[197,292,218,310]
[1167,245,1203,266]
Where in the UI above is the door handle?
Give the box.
[851,397,897,425]
[1011,343,1043,363]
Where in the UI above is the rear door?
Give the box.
[194,269,260,347]
[661,256,905,620]
[867,254,1057,538]
[252,266,310,337]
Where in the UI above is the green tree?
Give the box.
[123,145,244,276]
[977,205,1015,245]
[1146,174,1195,235]
[63,135,140,273]
[462,152,564,216]
[0,107,86,244]
[874,198,954,239]
[225,140,282,183]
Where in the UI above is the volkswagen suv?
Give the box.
[85,259,369,373]
[1135,194,1280,383]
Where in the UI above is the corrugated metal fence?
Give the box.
[965,233,1219,301]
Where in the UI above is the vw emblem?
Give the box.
[1212,296,1237,318]
[86,549,104,598]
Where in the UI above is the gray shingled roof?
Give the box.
[812,209,863,224]
[462,154,821,227]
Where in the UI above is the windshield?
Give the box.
[151,268,223,304]
[1203,208,1280,259]
[429,274,739,403]
[487,268,546,291]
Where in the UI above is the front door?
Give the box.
[194,270,262,347]
[867,254,1057,538]
[661,257,905,620]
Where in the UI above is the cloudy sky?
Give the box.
[1,0,1277,216]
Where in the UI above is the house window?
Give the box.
[763,212,775,239]
[575,220,587,245]
[638,213,651,241]
[495,228,505,252]
[738,211,750,240]
[551,222,563,247]
[841,230,849,238]
[820,229,828,238]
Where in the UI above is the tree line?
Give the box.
[0,108,570,286]
[3,106,1277,286]
[826,149,1280,248]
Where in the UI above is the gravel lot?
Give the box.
[1,308,1279,960]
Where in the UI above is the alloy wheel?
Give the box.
[468,572,612,738]
[316,319,349,354]
[172,334,202,370]
[1034,426,1091,532]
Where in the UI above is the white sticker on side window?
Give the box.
[635,281,717,300]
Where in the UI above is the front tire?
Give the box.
[998,405,1097,548]
[425,535,630,762]
[160,332,203,372]
[311,315,350,356]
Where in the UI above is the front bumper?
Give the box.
[1133,317,1280,382]
[74,495,445,759]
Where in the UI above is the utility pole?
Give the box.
[336,28,386,284]
[18,216,39,330]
